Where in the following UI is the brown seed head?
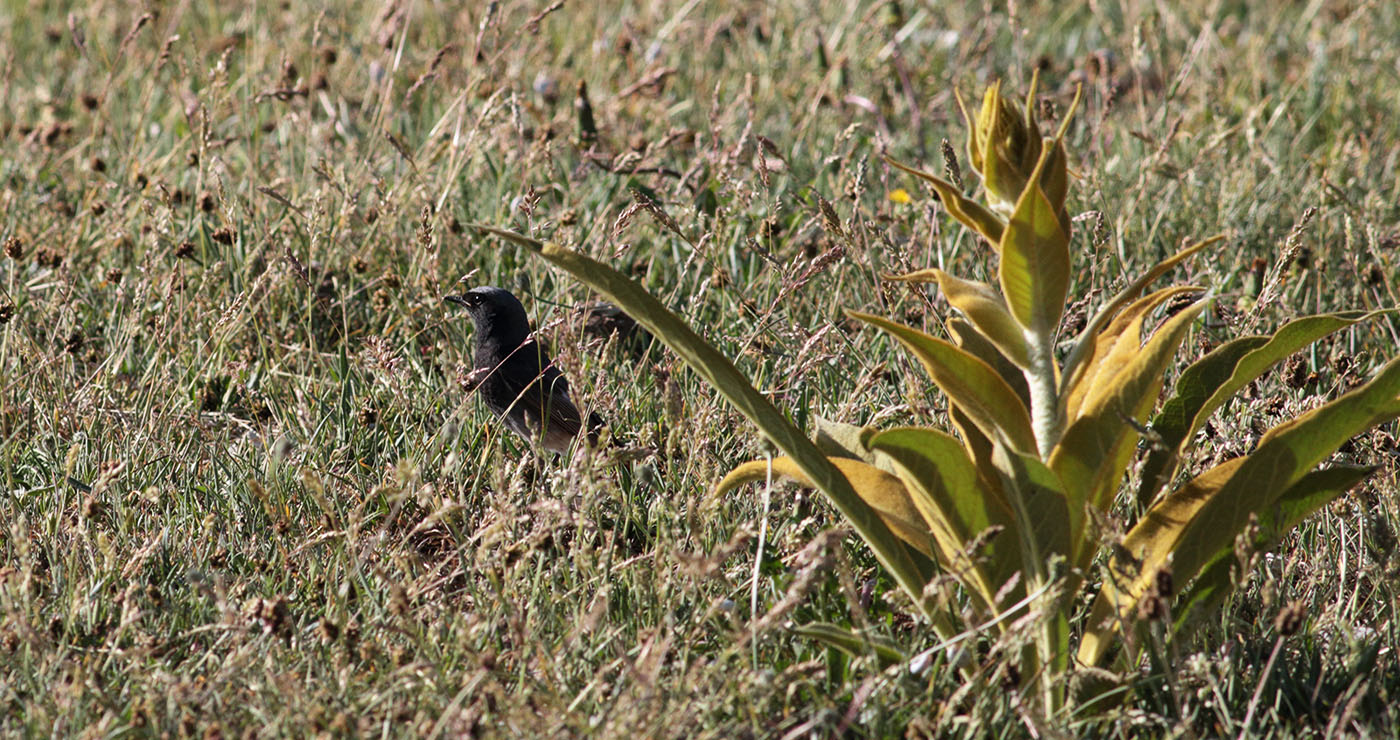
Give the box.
[1137,593,1166,622]
[1275,601,1306,636]
[1153,566,1173,600]
[317,617,341,644]
[36,248,64,268]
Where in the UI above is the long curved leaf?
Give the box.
[850,311,1038,455]
[1173,464,1376,631]
[1076,458,1245,666]
[812,416,892,472]
[1079,356,1400,666]
[989,444,1075,677]
[1050,300,1207,554]
[793,622,909,667]
[927,269,1030,368]
[470,224,939,613]
[943,319,1029,523]
[885,157,1005,247]
[1060,235,1224,395]
[990,445,1073,570]
[869,427,1018,612]
[1134,335,1267,507]
[1063,285,1201,423]
[1137,310,1384,506]
[947,317,1032,408]
[717,457,935,559]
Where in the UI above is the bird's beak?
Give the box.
[444,295,469,308]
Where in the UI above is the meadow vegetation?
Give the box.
[2,0,1399,736]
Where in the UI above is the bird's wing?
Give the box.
[496,343,584,430]
[538,364,584,436]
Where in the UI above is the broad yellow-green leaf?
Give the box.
[1063,286,1202,423]
[850,311,1038,455]
[869,427,1018,612]
[989,444,1075,678]
[1079,356,1400,667]
[470,224,939,612]
[1041,139,1072,231]
[1173,464,1375,631]
[934,326,1019,500]
[892,269,1030,368]
[943,318,1031,509]
[718,457,935,560]
[812,416,894,472]
[884,157,1005,247]
[1061,235,1224,396]
[991,444,1073,569]
[972,81,1043,216]
[1076,458,1244,666]
[1136,310,1384,506]
[983,142,1033,217]
[1133,336,1266,507]
[947,401,1016,513]
[946,317,1032,409]
[999,147,1070,334]
[1051,300,1207,555]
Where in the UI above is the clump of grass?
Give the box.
[2,1,1399,737]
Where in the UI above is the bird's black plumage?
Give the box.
[446,286,603,454]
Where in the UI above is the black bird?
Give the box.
[446,286,604,455]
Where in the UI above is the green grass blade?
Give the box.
[792,622,909,667]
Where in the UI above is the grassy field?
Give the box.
[3,0,1399,736]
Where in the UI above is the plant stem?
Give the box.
[1021,328,1063,715]
[1025,330,1060,459]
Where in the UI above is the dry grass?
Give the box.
[2,0,1399,736]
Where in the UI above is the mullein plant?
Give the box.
[472,77,1400,715]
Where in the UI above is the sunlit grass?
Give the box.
[2,0,1398,736]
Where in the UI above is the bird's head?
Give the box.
[445,286,532,345]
